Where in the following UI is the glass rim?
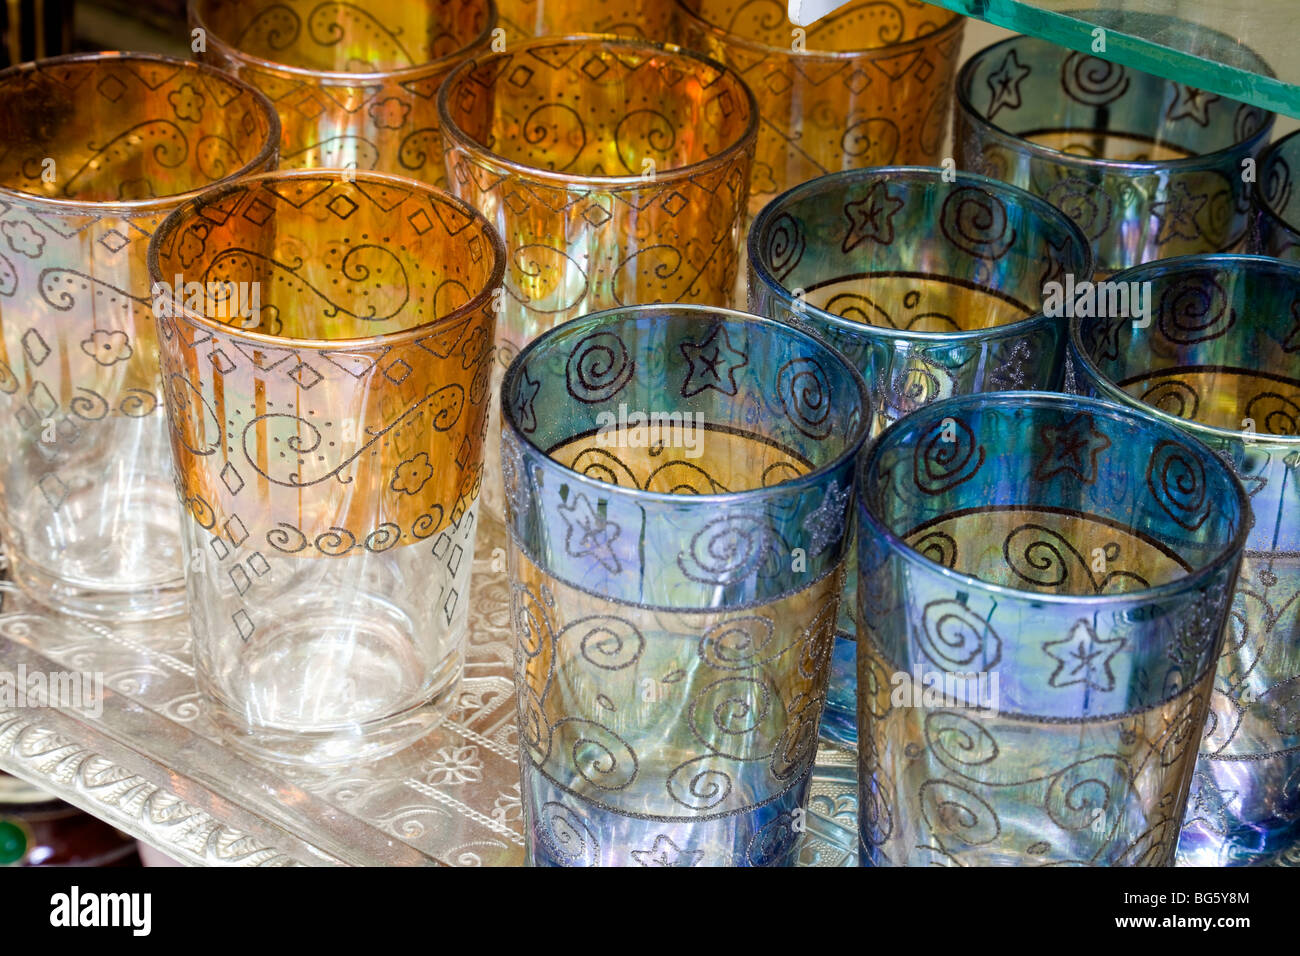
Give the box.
[1069,251,1300,448]
[955,35,1276,175]
[747,165,1094,344]
[672,0,964,62]
[145,168,508,350]
[436,33,760,190]
[1256,128,1300,239]
[501,303,871,508]
[188,0,499,85]
[857,390,1252,607]
[0,51,281,215]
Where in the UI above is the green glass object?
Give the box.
[0,819,27,865]
[857,1,1300,118]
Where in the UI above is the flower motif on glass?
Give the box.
[559,493,621,573]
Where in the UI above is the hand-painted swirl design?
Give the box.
[536,801,599,866]
[1147,439,1210,531]
[565,331,634,404]
[1156,274,1234,343]
[939,187,1015,261]
[763,212,804,282]
[777,357,832,439]
[919,599,1003,672]
[308,2,414,66]
[241,384,463,487]
[1061,52,1130,106]
[1044,175,1114,241]
[912,414,984,494]
[677,512,783,586]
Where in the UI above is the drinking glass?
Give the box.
[496,0,674,41]
[439,34,756,519]
[674,0,964,216]
[748,166,1093,747]
[191,0,495,187]
[1071,253,1300,865]
[149,170,503,765]
[502,304,868,865]
[954,34,1274,276]
[0,52,279,620]
[857,391,1248,866]
[1253,129,1300,261]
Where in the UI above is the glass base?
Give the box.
[7,545,187,623]
[200,642,464,768]
[522,759,814,867]
[818,634,858,750]
[2,468,187,622]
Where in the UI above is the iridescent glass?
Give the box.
[501,304,868,865]
[748,166,1092,747]
[955,34,1274,275]
[192,0,494,187]
[1071,253,1300,865]
[675,0,964,215]
[0,52,279,620]
[1253,129,1300,261]
[857,391,1247,866]
[149,170,502,766]
[439,34,756,520]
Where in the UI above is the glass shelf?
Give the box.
[0,519,859,867]
[790,0,1300,118]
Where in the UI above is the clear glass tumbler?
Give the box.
[149,170,503,765]
[0,52,279,620]
[502,304,868,865]
[1071,253,1300,865]
[857,391,1248,866]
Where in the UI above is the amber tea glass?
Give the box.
[439,34,756,518]
[674,0,964,215]
[0,52,279,620]
[496,0,674,41]
[148,170,502,765]
[191,0,495,187]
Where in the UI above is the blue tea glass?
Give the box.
[748,166,1093,748]
[1070,253,1300,865]
[1253,130,1300,261]
[857,391,1248,866]
[955,34,1274,276]
[501,303,869,866]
